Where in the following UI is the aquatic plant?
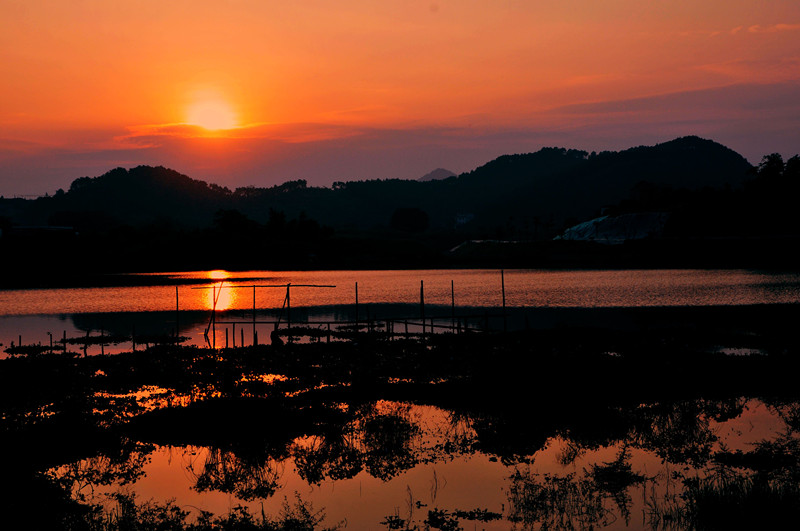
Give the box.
[190,448,284,501]
[507,470,611,529]
[648,469,800,530]
[31,491,341,531]
[3,330,800,528]
[587,446,646,493]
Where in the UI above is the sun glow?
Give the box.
[209,270,229,281]
[206,270,236,311]
[186,99,238,130]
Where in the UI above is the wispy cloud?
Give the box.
[748,23,800,33]
[703,23,800,38]
[117,122,365,147]
[696,57,800,83]
[550,81,800,117]
[0,137,48,157]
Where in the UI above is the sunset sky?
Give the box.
[2,1,799,195]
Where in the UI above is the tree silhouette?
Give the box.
[390,207,429,232]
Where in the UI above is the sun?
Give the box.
[186,99,238,130]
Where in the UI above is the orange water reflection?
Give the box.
[6,269,800,317]
[206,270,236,311]
[46,398,794,530]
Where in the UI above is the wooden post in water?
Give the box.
[49,332,53,354]
[501,269,507,333]
[327,322,331,343]
[212,284,217,349]
[241,327,244,348]
[355,282,359,327]
[132,325,136,352]
[286,284,292,342]
[420,280,426,337]
[451,280,456,331]
[63,330,67,353]
[175,286,180,344]
[225,327,229,349]
[252,285,257,345]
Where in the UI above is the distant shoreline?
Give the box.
[3,239,800,290]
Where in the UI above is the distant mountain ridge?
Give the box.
[418,168,456,181]
[1,136,754,237]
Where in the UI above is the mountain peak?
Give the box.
[418,168,456,182]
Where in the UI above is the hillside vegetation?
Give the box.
[3,135,799,280]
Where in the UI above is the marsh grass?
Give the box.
[4,329,800,528]
[507,470,611,529]
[587,446,645,493]
[70,492,340,531]
[648,470,800,530]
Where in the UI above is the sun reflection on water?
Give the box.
[206,270,236,311]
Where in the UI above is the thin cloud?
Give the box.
[0,137,49,157]
[703,23,799,38]
[119,123,233,144]
[748,23,800,33]
[696,57,800,83]
[551,82,800,116]
[117,122,365,146]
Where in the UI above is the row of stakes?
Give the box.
[7,271,510,353]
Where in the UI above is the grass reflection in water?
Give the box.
[2,328,800,529]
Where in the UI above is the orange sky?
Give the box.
[1,1,799,194]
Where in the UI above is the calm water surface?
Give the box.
[3,269,800,354]
[3,269,800,316]
[6,271,799,528]
[49,398,794,530]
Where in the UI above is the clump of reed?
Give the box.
[648,470,800,530]
[61,492,341,531]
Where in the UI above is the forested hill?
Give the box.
[2,136,752,237]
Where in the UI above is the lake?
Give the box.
[48,397,796,530]
[3,268,800,354]
[4,268,800,529]
[5,269,800,315]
